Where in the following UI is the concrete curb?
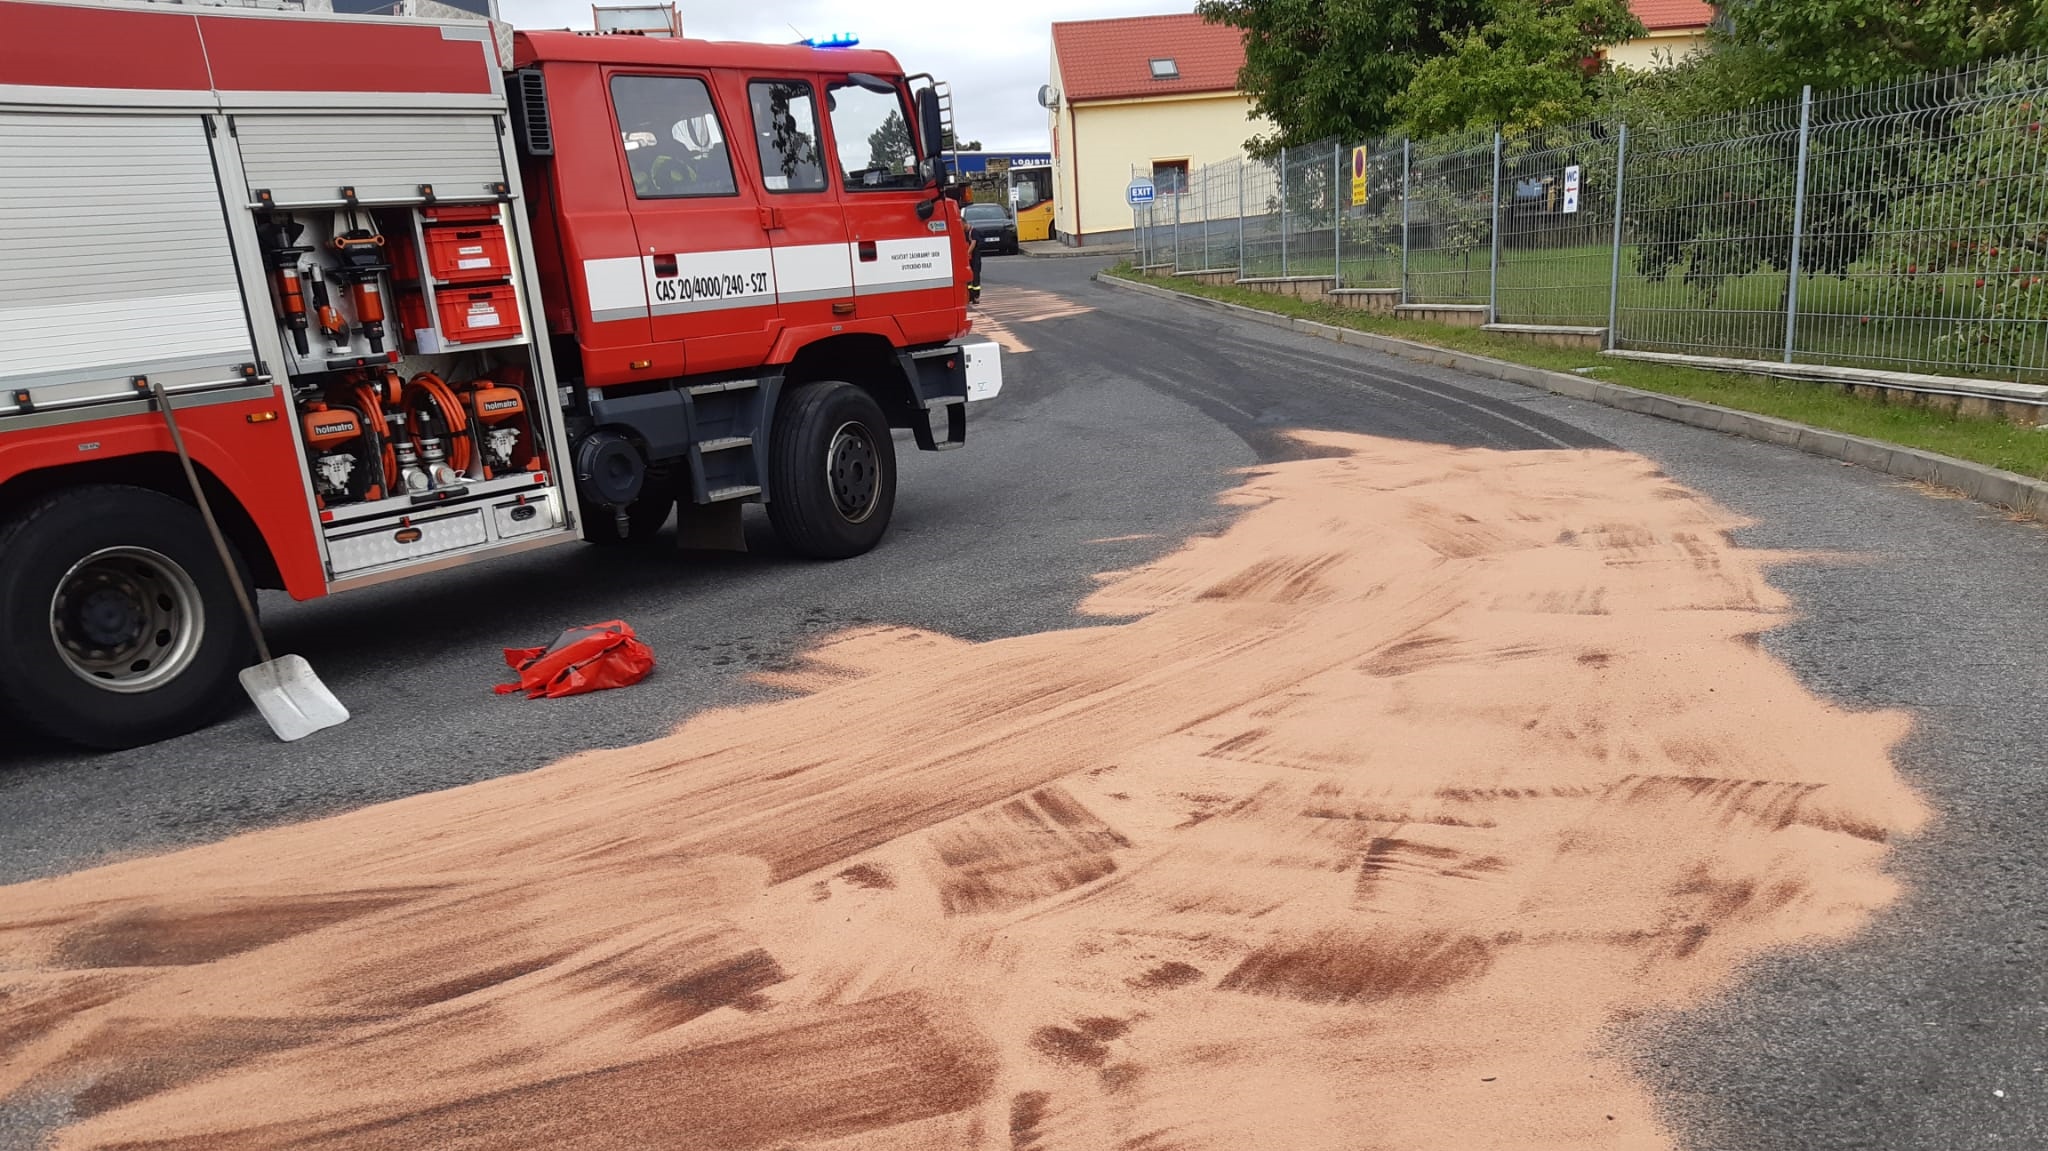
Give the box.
[1022,244,1130,260]
[1094,272,2048,522]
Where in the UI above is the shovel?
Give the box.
[146,376,350,742]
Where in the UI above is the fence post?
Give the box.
[1783,85,1814,364]
[1280,146,1290,278]
[1333,140,1344,290]
[1236,161,1246,277]
[1606,123,1628,351]
[1400,138,1410,305]
[1488,131,1503,325]
[1200,165,1211,270]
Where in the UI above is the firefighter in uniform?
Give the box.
[965,199,984,307]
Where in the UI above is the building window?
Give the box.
[1149,58,1179,79]
[1151,160,1189,195]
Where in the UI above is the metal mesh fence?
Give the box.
[1404,134,1496,305]
[1239,154,1284,277]
[1280,138,1341,278]
[1334,136,1406,290]
[1497,123,1620,326]
[1617,103,1806,360]
[1131,50,2047,385]
[1791,58,2048,378]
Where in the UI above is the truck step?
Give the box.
[922,395,965,409]
[688,379,760,397]
[705,484,761,502]
[697,435,753,453]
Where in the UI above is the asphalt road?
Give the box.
[5,255,2048,1149]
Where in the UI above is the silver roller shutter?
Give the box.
[235,113,505,206]
[0,112,255,393]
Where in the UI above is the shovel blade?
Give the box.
[238,654,350,742]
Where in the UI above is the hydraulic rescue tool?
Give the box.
[329,212,391,355]
[255,215,313,356]
[308,264,350,355]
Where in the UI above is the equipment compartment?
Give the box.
[326,506,488,575]
[491,489,562,539]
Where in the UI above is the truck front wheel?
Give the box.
[0,486,254,750]
[766,380,896,559]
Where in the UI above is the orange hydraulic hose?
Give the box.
[405,372,473,477]
[347,380,398,499]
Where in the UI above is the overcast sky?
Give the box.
[497,0,1196,150]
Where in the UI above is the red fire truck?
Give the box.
[0,0,1001,749]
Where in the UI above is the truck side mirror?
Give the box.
[914,88,947,184]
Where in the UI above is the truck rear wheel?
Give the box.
[766,380,896,559]
[0,485,254,750]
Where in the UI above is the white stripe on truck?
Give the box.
[581,237,955,324]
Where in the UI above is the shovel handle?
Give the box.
[143,377,273,666]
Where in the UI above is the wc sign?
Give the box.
[1562,165,1582,214]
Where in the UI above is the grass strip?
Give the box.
[1111,265,2048,481]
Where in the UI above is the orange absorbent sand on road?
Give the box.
[0,433,1927,1150]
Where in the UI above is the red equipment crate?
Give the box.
[423,223,511,284]
[436,284,522,345]
[422,204,501,225]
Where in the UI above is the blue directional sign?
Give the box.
[1126,177,1156,207]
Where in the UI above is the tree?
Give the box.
[1712,0,2048,102]
[1197,0,1491,153]
[1395,0,1644,134]
[868,111,913,171]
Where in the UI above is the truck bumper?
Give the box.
[959,338,1003,401]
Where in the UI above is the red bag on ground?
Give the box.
[495,620,654,699]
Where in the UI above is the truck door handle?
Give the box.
[652,254,677,277]
[858,241,878,262]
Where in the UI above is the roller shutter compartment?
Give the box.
[0,112,254,394]
[234,113,506,207]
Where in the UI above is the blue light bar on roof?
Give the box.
[802,33,860,48]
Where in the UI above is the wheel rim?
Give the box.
[49,546,206,694]
[824,420,882,524]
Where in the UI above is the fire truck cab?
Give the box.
[0,0,1000,749]
[510,31,997,549]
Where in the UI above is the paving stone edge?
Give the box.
[1094,272,2048,522]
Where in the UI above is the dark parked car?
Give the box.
[964,203,1019,255]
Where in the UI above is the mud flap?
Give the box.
[678,501,747,551]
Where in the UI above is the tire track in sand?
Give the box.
[0,432,1926,1150]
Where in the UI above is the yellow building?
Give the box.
[1608,0,1714,69]
[1047,13,1268,247]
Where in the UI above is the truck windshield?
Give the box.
[828,81,923,191]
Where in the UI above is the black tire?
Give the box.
[580,475,676,547]
[766,380,896,559]
[0,485,256,750]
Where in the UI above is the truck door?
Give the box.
[607,71,778,375]
[740,77,854,338]
[824,75,958,346]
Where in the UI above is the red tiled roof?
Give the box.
[1051,13,1247,104]
[1630,0,1715,31]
